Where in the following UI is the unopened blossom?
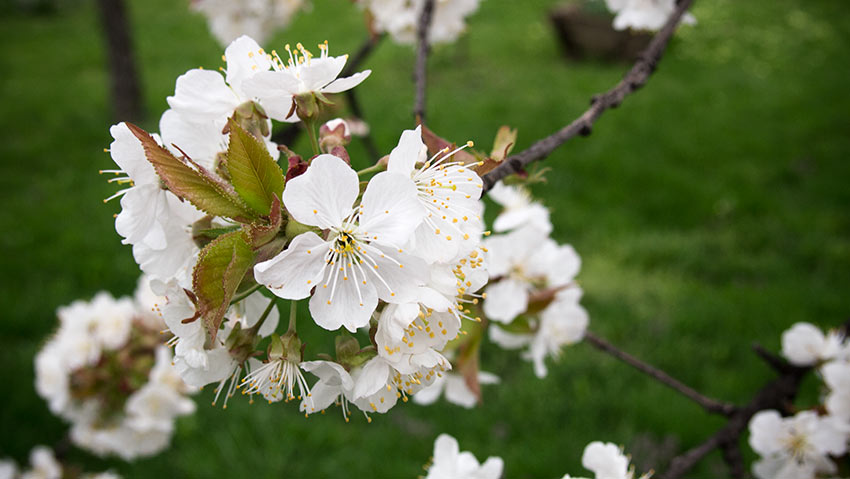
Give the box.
[748,409,848,479]
[413,370,499,408]
[255,154,429,331]
[192,0,304,46]
[781,322,847,366]
[483,225,581,323]
[823,361,850,421]
[424,433,503,479]
[488,182,552,235]
[243,41,371,122]
[363,0,483,45]
[387,126,484,264]
[604,0,696,32]
[490,288,588,377]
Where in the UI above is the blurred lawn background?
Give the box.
[1,0,849,476]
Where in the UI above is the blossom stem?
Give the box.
[356,163,386,177]
[252,297,278,333]
[288,300,298,334]
[230,283,262,305]
[305,119,321,156]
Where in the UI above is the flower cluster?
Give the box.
[422,434,647,479]
[359,0,483,45]
[0,446,119,479]
[746,322,850,479]
[34,277,195,460]
[604,0,696,32]
[101,33,503,421]
[191,0,304,46]
[484,183,588,378]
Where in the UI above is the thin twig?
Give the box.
[414,0,436,124]
[342,34,384,78]
[584,331,737,416]
[343,35,384,160]
[480,0,695,192]
[345,89,382,160]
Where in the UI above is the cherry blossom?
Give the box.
[255,154,429,331]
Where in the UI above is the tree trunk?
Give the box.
[96,0,144,122]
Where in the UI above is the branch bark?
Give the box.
[414,0,436,124]
[584,331,737,416]
[96,0,144,122]
[480,0,695,193]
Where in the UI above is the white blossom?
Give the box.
[243,41,371,122]
[822,361,850,422]
[604,0,696,32]
[488,182,552,235]
[387,126,484,264]
[363,0,483,45]
[424,433,503,479]
[413,370,499,408]
[192,0,304,47]
[105,123,204,284]
[748,409,848,479]
[781,322,847,366]
[483,225,581,324]
[255,154,429,331]
[490,288,587,378]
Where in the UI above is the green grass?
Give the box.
[1,0,849,477]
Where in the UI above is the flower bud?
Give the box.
[228,101,270,139]
[319,118,351,153]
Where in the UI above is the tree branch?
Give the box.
[662,359,809,478]
[414,0,436,124]
[584,331,737,416]
[662,318,850,478]
[480,0,695,192]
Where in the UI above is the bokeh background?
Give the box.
[1,0,849,476]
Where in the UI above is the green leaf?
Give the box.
[192,230,256,342]
[126,123,255,220]
[225,119,285,216]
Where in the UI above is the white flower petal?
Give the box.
[255,232,330,299]
[167,69,240,121]
[282,154,358,229]
[224,35,271,94]
[387,125,426,176]
[309,272,379,332]
[322,70,372,94]
[359,172,425,246]
[482,278,529,323]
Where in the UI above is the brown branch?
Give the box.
[343,35,385,161]
[96,0,144,122]
[663,318,850,477]
[414,0,436,124]
[479,0,695,193]
[342,34,384,78]
[720,440,747,479]
[584,331,737,416]
[662,356,809,478]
